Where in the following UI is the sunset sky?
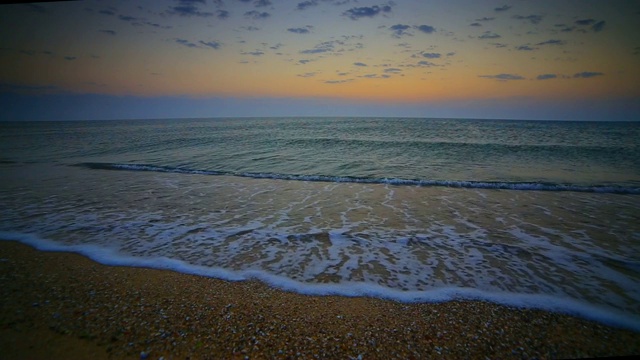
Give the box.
[1,0,639,120]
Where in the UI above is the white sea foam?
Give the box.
[2,230,640,332]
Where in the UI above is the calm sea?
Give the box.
[1,118,639,329]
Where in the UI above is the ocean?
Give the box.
[1,117,639,330]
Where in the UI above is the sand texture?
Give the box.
[1,241,639,359]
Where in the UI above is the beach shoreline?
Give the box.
[1,240,639,359]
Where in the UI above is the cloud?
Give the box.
[479,73,525,80]
[478,31,501,39]
[423,52,441,59]
[298,59,312,64]
[389,24,411,38]
[216,10,230,19]
[254,0,272,7]
[119,15,138,22]
[325,79,352,84]
[99,9,116,16]
[591,21,606,32]
[575,19,595,26]
[417,61,438,67]
[536,74,557,80]
[299,39,358,55]
[361,74,391,79]
[288,26,312,34]
[199,40,221,49]
[475,17,495,21]
[99,30,117,36]
[536,39,565,46]
[415,25,436,34]
[242,50,265,56]
[167,1,218,17]
[64,56,77,61]
[470,22,482,27]
[516,45,535,51]
[494,5,512,12]
[245,10,270,19]
[343,4,392,20]
[300,43,333,54]
[573,71,603,78]
[353,62,367,66]
[383,68,401,73]
[297,72,317,78]
[175,38,199,48]
[512,14,543,24]
[297,0,318,10]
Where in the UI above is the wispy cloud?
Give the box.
[574,71,603,78]
[421,52,441,59]
[169,5,214,17]
[325,79,352,84]
[244,10,270,19]
[417,61,438,67]
[389,24,411,38]
[300,41,335,54]
[512,14,543,24]
[174,38,221,50]
[343,4,392,20]
[536,74,557,80]
[297,0,318,10]
[516,45,535,51]
[575,19,595,26]
[297,72,317,78]
[99,30,117,36]
[119,15,138,22]
[415,25,436,34]
[360,73,391,79]
[99,9,116,16]
[175,38,199,48]
[200,41,221,50]
[536,39,565,46]
[242,50,265,56]
[478,31,501,39]
[353,62,367,67]
[288,26,313,34]
[475,17,495,22]
[253,0,272,8]
[479,73,525,80]
[494,5,512,12]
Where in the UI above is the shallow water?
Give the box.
[1,118,639,330]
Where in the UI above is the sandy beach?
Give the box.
[1,240,638,359]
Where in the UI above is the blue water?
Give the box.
[1,117,639,330]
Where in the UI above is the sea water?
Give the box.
[1,118,639,330]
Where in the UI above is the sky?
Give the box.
[0,0,639,121]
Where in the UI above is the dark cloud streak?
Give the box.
[343,4,392,20]
[479,73,524,80]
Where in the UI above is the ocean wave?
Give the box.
[2,231,640,332]
[75,162,640,194]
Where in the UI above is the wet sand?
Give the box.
[1,241,638,359]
